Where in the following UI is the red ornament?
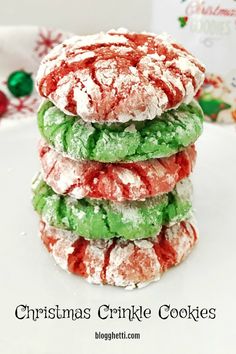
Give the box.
[0,90,9,117]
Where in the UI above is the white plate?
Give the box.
[0,120,236,354]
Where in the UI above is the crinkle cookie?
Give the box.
[32,175,192,240]
[40,219,198,288]
[38,100,203,163]
[40,141,196,201]
[36,30,205,123]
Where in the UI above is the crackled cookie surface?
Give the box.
[40,219,198,288]
[36,30,205,122]
[38,100,203,163]
[40,141,196,201]
[32,176,192,240]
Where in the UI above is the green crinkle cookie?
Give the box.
[32,175,192,240]
[38,100,203,163]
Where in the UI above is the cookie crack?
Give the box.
[97,203,115,237]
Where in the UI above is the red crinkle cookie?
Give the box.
[39,141,196,201]
[36,30,205,122]
[40,219,198,288]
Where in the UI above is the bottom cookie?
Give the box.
[39,219,198,289]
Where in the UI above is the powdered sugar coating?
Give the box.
[32,175,193,240]
[39,141,196,201]
[36,30,205,122]
[38,99,203,163]
[40,219,198,288]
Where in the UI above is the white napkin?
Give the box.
[0,26,71,125]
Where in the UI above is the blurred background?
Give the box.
[0,0,236,124]
[0,0,153,34]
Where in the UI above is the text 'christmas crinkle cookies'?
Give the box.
[33,29,205,288]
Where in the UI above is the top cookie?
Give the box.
[36,30,205,123]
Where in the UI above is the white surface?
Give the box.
[0,121,236,354]
[0,0,152,34]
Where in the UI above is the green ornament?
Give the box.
[7,70,33,97]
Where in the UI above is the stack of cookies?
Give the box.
[32,30,205,288]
